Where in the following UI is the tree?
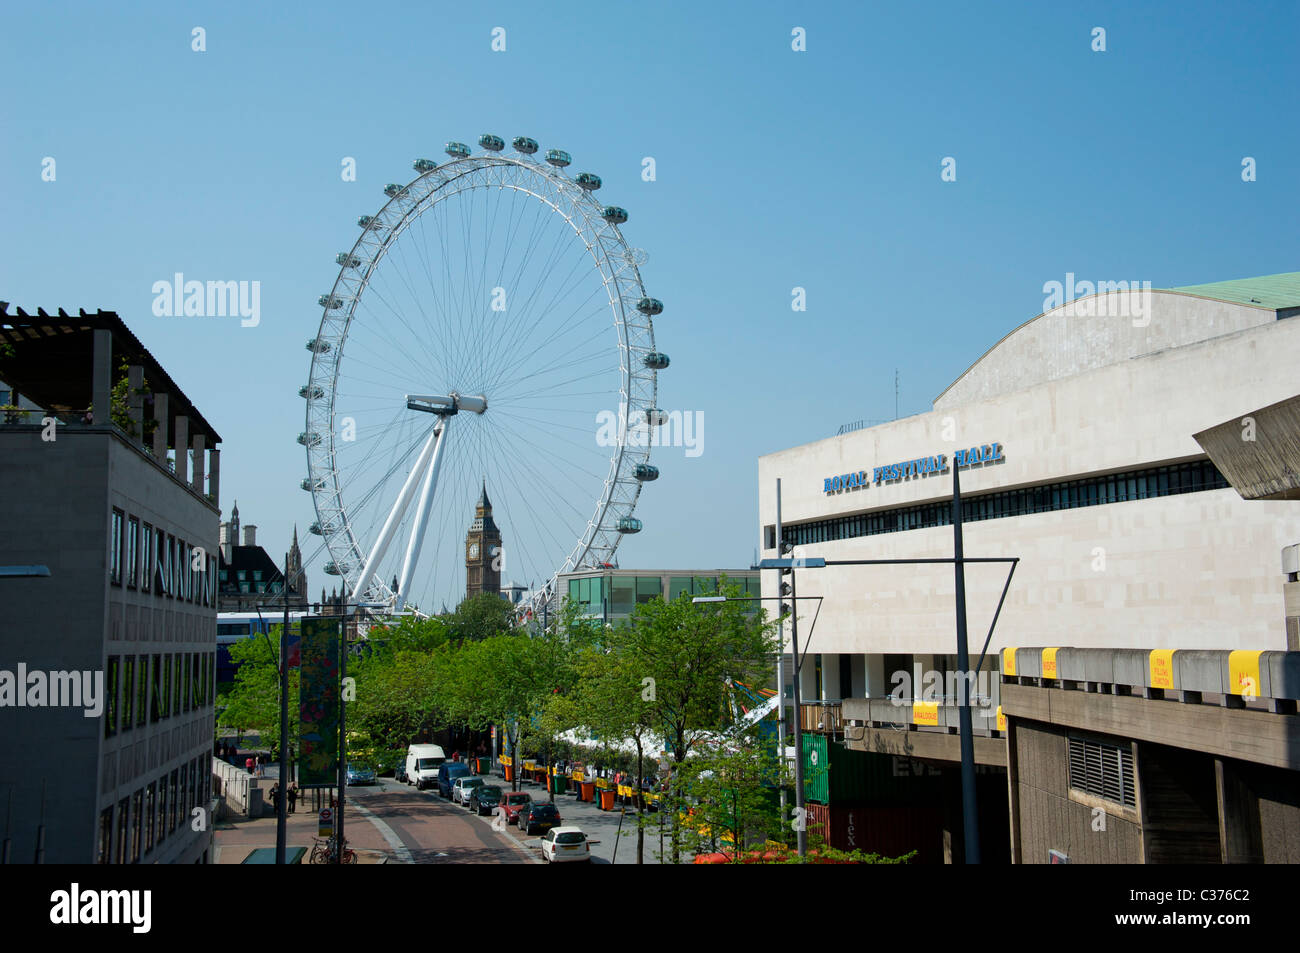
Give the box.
[445,592,516,643]
[625,577,781,862]
[674,733,788,861]
[218,626,299,759]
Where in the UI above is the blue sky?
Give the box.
[4,1,1298,595]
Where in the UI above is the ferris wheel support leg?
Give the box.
[395,421,448,610]
[355,427,440,602]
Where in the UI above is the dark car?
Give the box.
[437,762,473,799]
[501,791,532,826]
[469,784,503,816]
[518,801,562,835]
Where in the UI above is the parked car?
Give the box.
[501,792,532,826]
[437,762,474,799]
[469,784,503,816]
[393,761,408,783]
[518,801,562,835]
[541,826,595,863]
[346,762,377,786]
[452,776,485,805]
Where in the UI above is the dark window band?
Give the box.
[766,459,1229,549]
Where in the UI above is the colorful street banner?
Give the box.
[299,616,341,788]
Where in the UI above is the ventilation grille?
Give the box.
[1068,735,1135,807]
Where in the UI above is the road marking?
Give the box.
[348,797,413,864]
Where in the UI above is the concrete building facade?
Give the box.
[0,308,220,863]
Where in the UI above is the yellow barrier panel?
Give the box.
[571,771,584,782]
[1229,650,1264,698]
[500,755,512,766]
[1041,648,1059,679]
[1149,650,1176,690]
[996,706,1007,732]
[912,700,939,726]
[1002,648,1017,677]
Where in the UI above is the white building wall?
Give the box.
[759,305,1300,659]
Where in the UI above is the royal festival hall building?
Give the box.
[758,273,1300,863]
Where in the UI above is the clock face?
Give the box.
[469,543,479,559]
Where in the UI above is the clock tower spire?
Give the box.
[465,479,502,599]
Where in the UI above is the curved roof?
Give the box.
[934,272,1300,410]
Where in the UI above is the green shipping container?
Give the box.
[800,735,943,807]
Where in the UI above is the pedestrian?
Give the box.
[246,756,255,775]
[287,783,298,815]
[270,784,281,813]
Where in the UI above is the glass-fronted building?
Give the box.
[560,567,760,624]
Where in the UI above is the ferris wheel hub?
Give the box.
[405,392,488,416]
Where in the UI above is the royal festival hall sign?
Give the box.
[823,442,1004,494]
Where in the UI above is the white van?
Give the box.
[406,744,446,790]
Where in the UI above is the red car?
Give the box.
[500,792,532,826]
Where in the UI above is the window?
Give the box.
[164,534,174,597]
[180,541,189,602]
[162,653,172,719]
[169,769,180,834]
[110,509,124,586]
[1068,735,1135,807]
[136,655,148,727]
[151,654,163,722]
[173,653,182,713]
[145,782,156,854]
[115,797,130,864]
[97,806,113,864]
[126,516,139,589]
[105,656,119,738]
[636,576,662,603]
[156,774,168,849]
[131,788,143,862]
[253,570,263,582]
[154,527,166,595]
[121,656,134,731]
[189,653,199,711]
[141,523,153,593]
[610,576,635,614]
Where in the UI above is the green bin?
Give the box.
[550,774,568,795]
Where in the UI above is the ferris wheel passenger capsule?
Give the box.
[512,136,539,154]
[358,215,382,230]
[636,297,663,315]
[602,206,628,225]
[445,142,471,158]
[634,464,659,481]
[545,149,571,167]
[413,158,437,172]
[617,517,643,534]
[383,183,408,198]
[335,253,362,268]
[306,338,331,354]
[297,431,322,448]
[479,134,505,151]
[643,352,670,370]
[644,408,668,427]
[576,172,602,191]
[323,561,341,576]
[299,384,324,399]
[301,477,325,491]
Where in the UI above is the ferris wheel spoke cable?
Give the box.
[489,282,611,390]
[481,412,606,507]
[487,242,605,386]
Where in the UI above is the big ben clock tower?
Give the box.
[465,481,502,599]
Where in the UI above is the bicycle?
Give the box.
[309,835,357,864]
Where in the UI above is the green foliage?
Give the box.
[672,734,789,860]
[217,626,298,757]
[445,592,516,643]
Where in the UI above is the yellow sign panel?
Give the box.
[1042,648,1059,679]
[912,701,940,726]
[1002,648,1017,677]
[500,755,512,766]
[1229,650,1264,698]
[571,771,584,782]
[996,706,1007,732]
[1149,650,1176,690]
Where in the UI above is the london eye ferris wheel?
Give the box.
[300,134,669,618]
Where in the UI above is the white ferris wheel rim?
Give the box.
[301,144,661,615]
